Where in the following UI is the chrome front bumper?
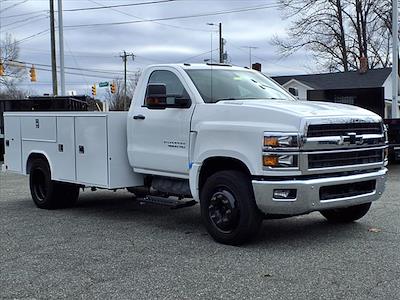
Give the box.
[252,168,387,215]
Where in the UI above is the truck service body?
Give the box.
[3,64,388,244]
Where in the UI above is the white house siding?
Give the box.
[282,80,313,101]
[382,74,400,118]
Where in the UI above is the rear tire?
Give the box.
[320,202,372,223]
[29,159,79,209]
[200,170,262,245]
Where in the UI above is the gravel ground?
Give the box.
[1,165,399,299]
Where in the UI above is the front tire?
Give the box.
[320,202,372,223]
[29,159,79,209]
[200,170,262,245]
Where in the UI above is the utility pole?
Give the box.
[120,51,135,111]
[57,0,65,95]
[242,46,258,68]
[392,0,399,118]
[207,22,224,63]
[49,0,58,96]
[219,23,223,63]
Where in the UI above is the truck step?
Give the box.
[138,196,197,209]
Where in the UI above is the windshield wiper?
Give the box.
[213,97,239,103]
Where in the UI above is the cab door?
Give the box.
[130,69,195,177]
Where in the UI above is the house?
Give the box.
[272,67,399,118]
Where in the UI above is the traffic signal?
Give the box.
[0,62,4,76]
[110,82,116,94]
[29,65,36,82]
[91,84,96,96]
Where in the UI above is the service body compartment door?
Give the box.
[4,116,22,172]
[21,116,57,142]
[75,116,108,186]
[55,117,76,181]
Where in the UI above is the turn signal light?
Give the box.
[264,137,279,147]
[263,155,279,167]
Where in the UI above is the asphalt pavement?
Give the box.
[1,165,399,299]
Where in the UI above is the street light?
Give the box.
[206,23,218,63]
[207,22,224,63]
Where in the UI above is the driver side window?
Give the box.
[145,70,190,107]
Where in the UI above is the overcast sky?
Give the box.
[0,0,313,98]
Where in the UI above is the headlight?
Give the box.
[263,154,298,168]
[264,134,299,149]
[263,133,300,168]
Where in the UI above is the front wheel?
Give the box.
[29,159,80,209]
[200,170,262,245]
[320,202,372,223]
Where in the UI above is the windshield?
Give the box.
[185,69,295,103]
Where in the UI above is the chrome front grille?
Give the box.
[307,123,382,137]
[308,149,383,169]
[302,121,386,173]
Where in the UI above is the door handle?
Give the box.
[133,114,145,120]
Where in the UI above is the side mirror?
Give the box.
[146,83,167,108]
[145,83,191,109]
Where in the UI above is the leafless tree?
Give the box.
[0,33,26,94]
[105,70,142,111]
[272,0,393,72]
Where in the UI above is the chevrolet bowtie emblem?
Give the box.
[338,132,363,145]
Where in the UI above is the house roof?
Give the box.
[272,67,392,90]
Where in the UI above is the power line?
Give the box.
[1,15,49,32]
[177,48,219,63]
[0,0,29,14]
[4,60,139,76]
[64,3,284,28]
[2,13,47,28]
[64,37,90,95]
[63,0,177,12]
[10,29,50,46]
[0,0,177,18]
[31,66,127,80]
[229,43,308,72]
[19,47,170,65]
[1,10,48,19]
[21,47,121,59]
[87,0,210,33]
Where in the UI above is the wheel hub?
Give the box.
[208,189,239,233]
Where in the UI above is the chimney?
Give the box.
[359,56,368,74]
[252,62,262,72]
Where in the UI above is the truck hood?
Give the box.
[220,99,380,119]
[192,99,382,134]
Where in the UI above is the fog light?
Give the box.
[273,189,297,200]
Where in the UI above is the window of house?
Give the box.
[288,87,299,97]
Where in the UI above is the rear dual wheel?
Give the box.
[29,159,80,209]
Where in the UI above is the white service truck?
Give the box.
[3,64,388,245]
